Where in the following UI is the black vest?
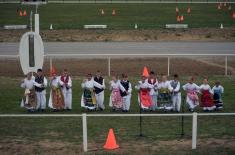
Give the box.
[94,76,104,94]
[35,76,45,92]
[120,80,129,97]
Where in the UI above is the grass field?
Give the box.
[0,3,235,29]
[0,75,234,154]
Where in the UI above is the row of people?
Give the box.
[20,69,224,112]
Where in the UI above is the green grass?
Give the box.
[0,3,235,29]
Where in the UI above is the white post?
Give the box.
[35,14,39,34]
[167,56,170,76]
[82,113,88,152]
[50,57,52,71]
[225,56,228,76]
[192,112,197,149]
[108,57,111,77]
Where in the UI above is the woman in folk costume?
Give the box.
[59,69,72,111]
[135,75,152,111]
[147,71,158,111]
[109,75,125,111]
[48,67,65,112]
[199,78,216,111]
[20,72,37,112]
[212,81,224,110]
[182,77,200,112]
[170,74,181,112]
[120,74,132,112]
[94,70,105,111]
[81,74,105,110]
[158,75,173,111]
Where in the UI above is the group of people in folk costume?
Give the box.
[20,68,72,112]
[20,67,224,113]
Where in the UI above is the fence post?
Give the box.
[50,57,52,71]
[108,57,111,77]
[225,56,228,76]
[82,113,88,152]
[192,112,197,149]
[167,56,170,76]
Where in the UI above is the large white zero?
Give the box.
[19,32,44,75]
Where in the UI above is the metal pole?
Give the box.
[167,56,170,76]
[50,57,52,71]
[181,96,185,137]
[82,113,88,152]
[108,57,111,77]
[225,56,228,76]
[192,112,197,149]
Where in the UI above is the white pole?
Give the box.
[225,56,228,76]
[35,14,39,34]
[82,113,88,152]
[192,112,197,149]
[167,56,170,76]
[108,57,111,77]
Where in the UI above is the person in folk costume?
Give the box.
[135,75,152,111]
[199,78,216,111]
[182,77,200,112]
[147,71,158,111]
[212,81,224,110]
[48,67,65,112]
[109,75,125,111]
[158,75,173,111]
[81,73,105,111]
[120,74,132,112]
[59,69,72,111]
[170,74,181,112]
[20,72,37,112]
[93,70,105,111]
[34,69,48,112]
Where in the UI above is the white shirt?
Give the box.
[110,80,126,92]
[147,78,158,95]
[158,81,173,91]
[212,85,224,94]
[182,83,200,92]
[81,78,104,89]
[135,80,150,90]
[33,77,48,88]
[59,76,72,89]
[50,76,61,88]
[120,80,132,94]
[21,77,35,89]
[199,84,213,94]
[170,80,181,93]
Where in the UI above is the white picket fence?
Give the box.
[0,112,234,152]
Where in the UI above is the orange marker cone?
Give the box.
[19,11,23,17]
[103,128,119,150]
[101,9,105,15]
[142,66,149,77]
[23,10,27,16]
[112,9,116,16]
[187,7,191,14]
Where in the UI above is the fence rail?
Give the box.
[0,112,234,152]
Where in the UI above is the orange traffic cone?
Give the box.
[103,128,119,150]
[23,10,27,16]
[50,66,57,76]
[142,66,149,77]
[101,9,105,15]
[19,11,23,16]
[112,9,116,16]
[187,7,191,14]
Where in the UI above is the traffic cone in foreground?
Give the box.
[103,128,119,150]
[112,9,116,16]
[142,66,149,77]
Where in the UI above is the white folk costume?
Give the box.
[170,80,181,112]
[212,85,224,109]
[158,81,173,111]
[59,75,72,110]
[109,80,125,110]
[94,76,105,110]
[34,76,48,110]
[81,78,104,110]
[135,80,152,110]
[147,78,158,111]
[199,84,216,111]
[48,76,65,110]
[20,77,37,111]
[182,83,200,111]
[120,80,132,112]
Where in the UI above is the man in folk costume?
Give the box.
[182,77,200,112]
[135,75,152,111]
[59,69,72,111]
[120,74,132,112]
[158,75,173,111]
[81,74,105,111]
[48,67,65,112]
[20,72,37,112]
[170,74,181,112]
[147,71,158,111]
[199,78,216,111]
[34,69,48,112]
[109,75,125,111]
[93,70,105,111]
[212,81,224,110]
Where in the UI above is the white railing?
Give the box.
[0,112,234,152]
